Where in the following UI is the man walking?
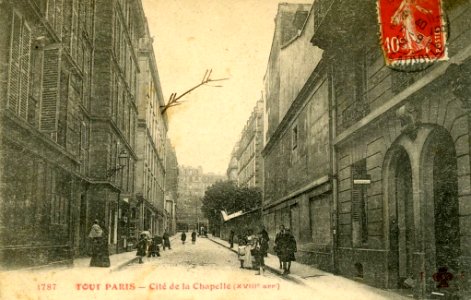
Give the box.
[163,229,171,250]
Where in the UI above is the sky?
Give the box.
[141,0,312,175]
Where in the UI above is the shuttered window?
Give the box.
[7,12,32,119]
[46,0,63,37]
[40,47,61,134]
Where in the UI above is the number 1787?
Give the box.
[37,283,56,290]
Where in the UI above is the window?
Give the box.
[8,12,31,120]
[352,159,368,245]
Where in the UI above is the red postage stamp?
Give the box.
[377,0,448,66]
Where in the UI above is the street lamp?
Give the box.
[107,148,129,254]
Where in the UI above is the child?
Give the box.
[136,234,147,263]
[238,240,247,268]
[148,237,160,257]
[181,231,187,244]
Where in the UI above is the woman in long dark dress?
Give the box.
[274,225,285,269]
[136,234,147,263]
[282,228,297,275]
[89,220,110,267]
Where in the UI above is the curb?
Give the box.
[207,237,306,286]
[109,257,139,272]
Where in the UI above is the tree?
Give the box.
[201,181,261,234]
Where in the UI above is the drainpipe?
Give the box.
[329,62,339,274]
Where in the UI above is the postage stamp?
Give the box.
[377,0,448,67]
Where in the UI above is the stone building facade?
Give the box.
[262,0,471,298]
[262,3,332,271]
[165,139,178,235]
[0,0,172,268]
[0,0,97,268]
[236,99,264,188]
[90,0,148,254]
[310,0,471,297]
[176,166,224,231]
[134,26,168,238]
[226,99,264,188]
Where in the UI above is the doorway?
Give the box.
[388,147,414,288]
[425,129,461,273]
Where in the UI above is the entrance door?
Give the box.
[431,131,460,272]
[389,147,414,288]
[395,150,414,281]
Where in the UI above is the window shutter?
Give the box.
[40,47,61,133]
[351,187,361,221]
[8,12,22,113]
[19,22,32,119]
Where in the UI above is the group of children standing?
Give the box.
[136,231,172,264]
[237,228,270,275]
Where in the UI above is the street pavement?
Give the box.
[0,235,409,300]
[208,235,410,300]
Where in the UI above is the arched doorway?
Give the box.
[422,128,461,276]
[386,146,415,289]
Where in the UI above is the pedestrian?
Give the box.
[245,230,255,269]
[88,220,110,267]
[229,230,235,248]
[181,231,187,244]
[259,226,269,257]
[191,230,197,244]
[254,233,268,275]
[274,225,285,269]
[136,234,147,264]
[148,236,160,257]
[237,239,247,268]
[163,229,171,250]
[254,228,269,275]
[282,228,297,275]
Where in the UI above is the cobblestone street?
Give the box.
[0,236,410,300]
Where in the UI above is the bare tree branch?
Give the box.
[160,69,228,114]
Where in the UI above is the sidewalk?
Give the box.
[208,235,410,300]
[73,234,179,272]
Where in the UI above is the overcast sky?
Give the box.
[141,0,312,175]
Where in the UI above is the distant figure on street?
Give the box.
[181,231,187,244]
[274,225,285,269]
[281,228,297,275]
[191,230,197,244]
[136,234,147,264]
[238,239,247,268]
[88,220,110,267]
[229,230,235,248]
[163,229,171,250]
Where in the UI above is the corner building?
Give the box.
[311,0,471,297]
[0,0,96,267]
[134,30,168,237]
[262,3,333,272]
